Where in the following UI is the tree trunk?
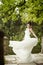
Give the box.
[41,36,43,53]
[0,30,4,65]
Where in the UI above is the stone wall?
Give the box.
[4,36,15,55]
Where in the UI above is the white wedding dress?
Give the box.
[9,28,38,63]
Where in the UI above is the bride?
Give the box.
[9,22,38,63]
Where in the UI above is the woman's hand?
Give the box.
[29,28,37,38]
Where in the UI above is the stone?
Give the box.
[4,54,43,65]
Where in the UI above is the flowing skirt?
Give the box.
[9,38,38,62]
[9,38,38,50]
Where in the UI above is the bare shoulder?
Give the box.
[29,28,33,31]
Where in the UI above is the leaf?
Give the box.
[2,18,7,23]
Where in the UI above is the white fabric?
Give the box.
[9,28,38,63]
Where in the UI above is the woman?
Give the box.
[23,22,37,40]
[9,22,38,62]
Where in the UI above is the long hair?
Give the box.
[27,21,32,28]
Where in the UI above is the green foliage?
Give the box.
[0,0,43,24]
[0,0,43,54]
[32,38,41,53]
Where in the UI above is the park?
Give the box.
[0,0,43,65]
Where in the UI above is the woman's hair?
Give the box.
[27,21,32,26]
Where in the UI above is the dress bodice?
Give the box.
[24,28,30,40]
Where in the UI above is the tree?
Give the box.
[0,30,4,65]
[0,0,43,24]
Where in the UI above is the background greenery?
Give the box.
[0,0,43,55]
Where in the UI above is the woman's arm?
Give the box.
[29,28,37,38]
